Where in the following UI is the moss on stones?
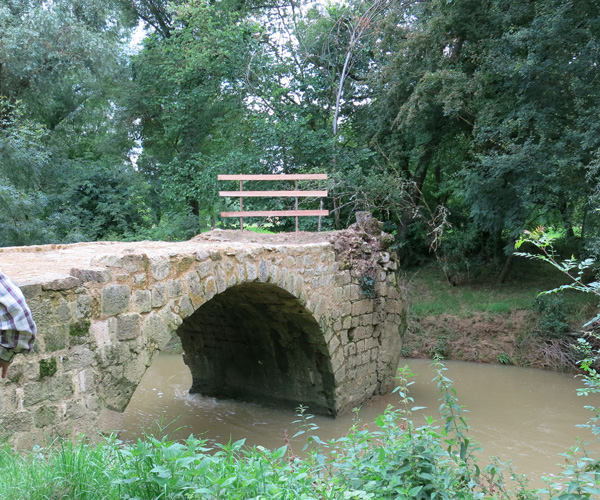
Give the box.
[39,357,57,378]
[70,320,90,337]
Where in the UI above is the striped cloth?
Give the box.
[0,271,37,363]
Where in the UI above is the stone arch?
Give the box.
[176,281,337,415]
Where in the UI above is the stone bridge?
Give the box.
[0,216,405,448]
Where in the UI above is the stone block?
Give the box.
[1,411,35,432]
[178,295,195,318]
[89,320,111,349]
[334,364,346,384]
[334,273,351,286]
[75,295,93,319]
[269,265,279,283]
[34,405,57,428]
[69,320,91,344]
[123,357,149,384]
[23,375,74,406]
[143,313,170,348]
[150,258,171,280]
[329,333,340,354]
[186,272,201,296]
[197,260,213,279]
[119,254,148,273]
[70,268,111,283]
[365,337,378,350]
[227,272,238,287]
[55,298,72,324]
[339,329,348,345]
[203,277,216,300]
[116,314,141,341]
[345,342,357,357]
[65,401,88,421]
[176,256,195,273]
[42,276,80,291]
[357,326,371,341]
[168,278,184,298]
[342,316,352,330]
[151,283,167,308]
[360,313,373,326]
[330,347,345,374]
[19,283,43,300]
[135,290,152,313]
[215,269,227,292]
[61,349,96,371]
[391,299,404,315]
[44,324,69,352]
[258,259,268,282]
[195,249,210,261]
[361,350,371,365]
[352,300,372,317]
[102,285,131,316]
[376,281,388,297]
[245,262,258,281]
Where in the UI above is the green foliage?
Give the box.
[497,353,512,365]
[39,358,57,379]
[533,295,570,337]
[515,228,600,317]
[515,227,600,495]
[0,0,598,272]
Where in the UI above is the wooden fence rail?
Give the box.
[218,174,328,231]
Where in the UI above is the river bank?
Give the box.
[399,261,597,371]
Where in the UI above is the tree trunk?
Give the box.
[497,253,514,285]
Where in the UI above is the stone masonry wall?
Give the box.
[0,220,404,448]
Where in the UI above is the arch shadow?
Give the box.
[177,282,336,415]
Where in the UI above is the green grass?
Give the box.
[405,258,597,324]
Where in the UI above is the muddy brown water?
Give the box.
[115,355,599,487]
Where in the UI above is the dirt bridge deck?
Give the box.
[1,230,334,285]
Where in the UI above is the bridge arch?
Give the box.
[178,281,336,414]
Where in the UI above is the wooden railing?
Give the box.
[218,174,328,231]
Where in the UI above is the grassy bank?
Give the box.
[401,259,597,369]
[1,362,598,499]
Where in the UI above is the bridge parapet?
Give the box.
[0,215,405,448]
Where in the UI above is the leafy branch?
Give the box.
[514,226,600,327]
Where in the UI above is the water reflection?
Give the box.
[117,355,598,485]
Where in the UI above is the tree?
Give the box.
[354,0,600,270]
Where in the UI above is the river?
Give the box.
[116,354,598,487]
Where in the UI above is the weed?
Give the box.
[497,352,512,365]
[533,295,570,337]
[359,273,376,298]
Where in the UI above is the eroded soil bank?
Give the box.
[401,311,572,369]
[399,262,598,372]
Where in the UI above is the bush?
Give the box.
[533,295,571,337]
